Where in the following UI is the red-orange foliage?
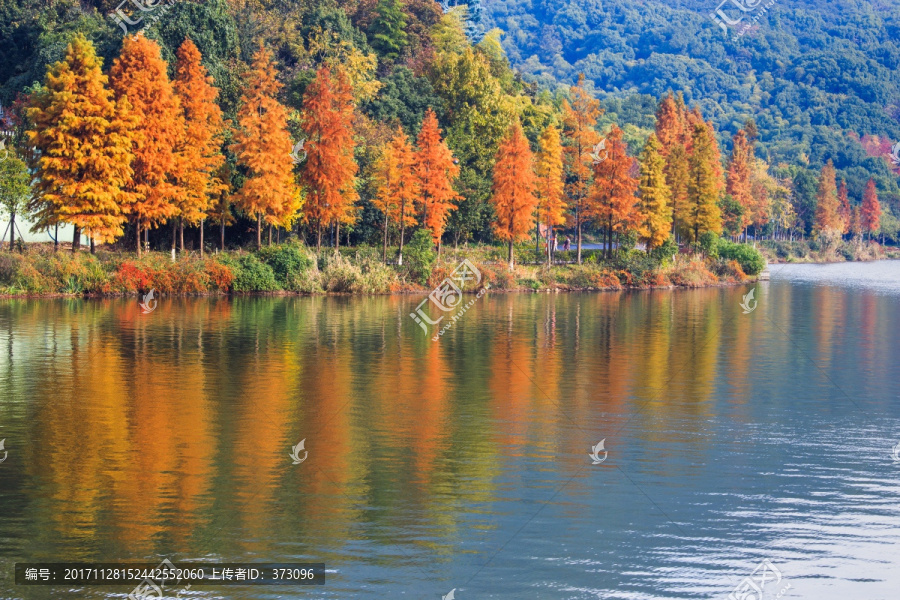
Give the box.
[726,129,753,232]
[814,160,842,236]
[110,33,184,254]
[414,108,459,246]
[491,121,538,268]
[587,126,639,257]
[301,66,359,251]
[373,128,419,261]
[861,178,882,237]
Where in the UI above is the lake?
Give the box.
[1,261,899,599]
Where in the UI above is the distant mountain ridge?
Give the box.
[483,0,900,199]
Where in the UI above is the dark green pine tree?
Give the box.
[369,0,409,62]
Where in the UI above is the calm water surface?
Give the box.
[1,261,899,599]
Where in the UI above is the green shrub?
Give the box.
[257,244,315,291]
[222,253,279,292]
[651,236,678,262]
[717,240,766,275]
[698,232,720,258]
[403,229,436,284]
[321,252,362,292]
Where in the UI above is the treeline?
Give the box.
[0,0,894,264]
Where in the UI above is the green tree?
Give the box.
[369,0,409,61]
[0,150,31,250]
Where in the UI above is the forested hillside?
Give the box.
[484,0,900,202]
[0,0,897,261]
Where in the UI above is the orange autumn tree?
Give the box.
[173,38,226,255]
[110,33,184,256]
[231,45,299,249]
[491,121,538,269]
[562,74,602,263]
[414,108,459,249]
[588,125,639,258]
[301,66,359,252]
[373,128,418,262]
[860,178,882,240]
[656,92,690,238]
[726,128,753,240]
[814,160,842,237]
[535,124,566,266]
[26,34,137,252]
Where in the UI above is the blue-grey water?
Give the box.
[1,260,899,599]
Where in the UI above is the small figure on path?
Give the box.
[563,237,571,252]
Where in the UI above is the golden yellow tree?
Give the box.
[637,134,672,251]
[173,38,226,254]
[230,45,300,248]
[535,125,566,265]
[26,34,137,252]
[372,128,419,262]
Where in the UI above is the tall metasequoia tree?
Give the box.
[491,121,538,269]
[414,108,459,250]
[562,73,602,264]
[231,45,299,249]
[27,34,137,253]
[814,160,842,237]
[110,33,184,256]
[173,38,226,255]
[726,128,753,240]
[655,92,689,240]
[588,125,639,258]
[301,66,358,252]
[535,125,566,265]
[860,178,882,241]
[838,178,851,235]
[637,134,672,251]
[686,121,724,242]
[373,128,419,262]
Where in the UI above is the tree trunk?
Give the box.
[547,225,552,267]
[576,204,583,264]
[268,224,273,246]
[179,219,184,253]
[398,202,406,266]
[53,223,59,253]
[90,236,95,254]
[145,228,149,254]
[335,221,341,252]
[200,219,204,258]
[71,226,80,253]
[508,239,514,270]
[382,215,389,263]
[8,211,14,251]
[316,221,322,254]
[220,220,225,251]
[256,215,261,250]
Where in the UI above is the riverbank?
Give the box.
[758,239,899,264]
[0,241,765,298]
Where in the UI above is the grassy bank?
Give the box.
[758,239,900,264]
[0,239,766,297]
